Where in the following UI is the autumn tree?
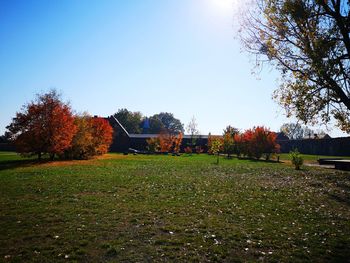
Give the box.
[245,126,280,160]
[240,0,350,132]
[223,132,235,158]
[233,133,244,157]
[223,125,239,137]
[222,125,239,158]
[65,115,113,159]
[173,132,183,154]
[65,114,93,159]
[7,90,76,160]
[158,132,174,152]
[241,128,255,158]
[209,137,223,164]
[90,117,114,155]
[207,133,223,155]
[261,129,280,160]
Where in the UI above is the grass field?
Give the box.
[0,152,350,262]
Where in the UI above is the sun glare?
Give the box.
[216,0,234,9]
[213,0,239,11]
[207,0,240,16]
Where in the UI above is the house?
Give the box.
[107,116,209,152]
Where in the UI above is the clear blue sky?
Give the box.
[0,0,346,137]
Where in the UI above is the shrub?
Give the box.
[195,146,203,154]
[290,149,303,170]
[184,146,193,154]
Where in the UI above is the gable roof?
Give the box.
[129,134,209,139]
[109,115,210,139]
[109,115,130,137]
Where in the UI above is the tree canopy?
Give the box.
[113,108,143,134]
[151,112,184,134]
[7,91,114,160]
[280,122,310,139]
[113,109,184,134]
[147,116,164,134]
[280,122,326,139]
[7,90,76,160]
[240,0,350,133]
[65,114,113,159]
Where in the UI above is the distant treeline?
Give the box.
[113,109,184,134]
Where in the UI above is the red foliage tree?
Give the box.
[233,133,243,157]
[7,90,76,160]
[264,130,280,160]
[241,128,255,158]
[240,126,280,160]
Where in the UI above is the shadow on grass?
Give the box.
[329,193,350,207]
[0,158,49,171]
[236,156,283,164]
[323,173,350,207]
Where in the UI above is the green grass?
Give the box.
[0,152,350,262]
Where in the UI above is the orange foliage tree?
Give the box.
[158,131,183,153]
[7,90,76,160]
[173,132,183,154]
[90,117,113,155]
[65,115,113,159]
[158,131,174,152]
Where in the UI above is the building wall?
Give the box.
[109,134,130,153]
[128,137,209,152]
[277,137,350,156]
